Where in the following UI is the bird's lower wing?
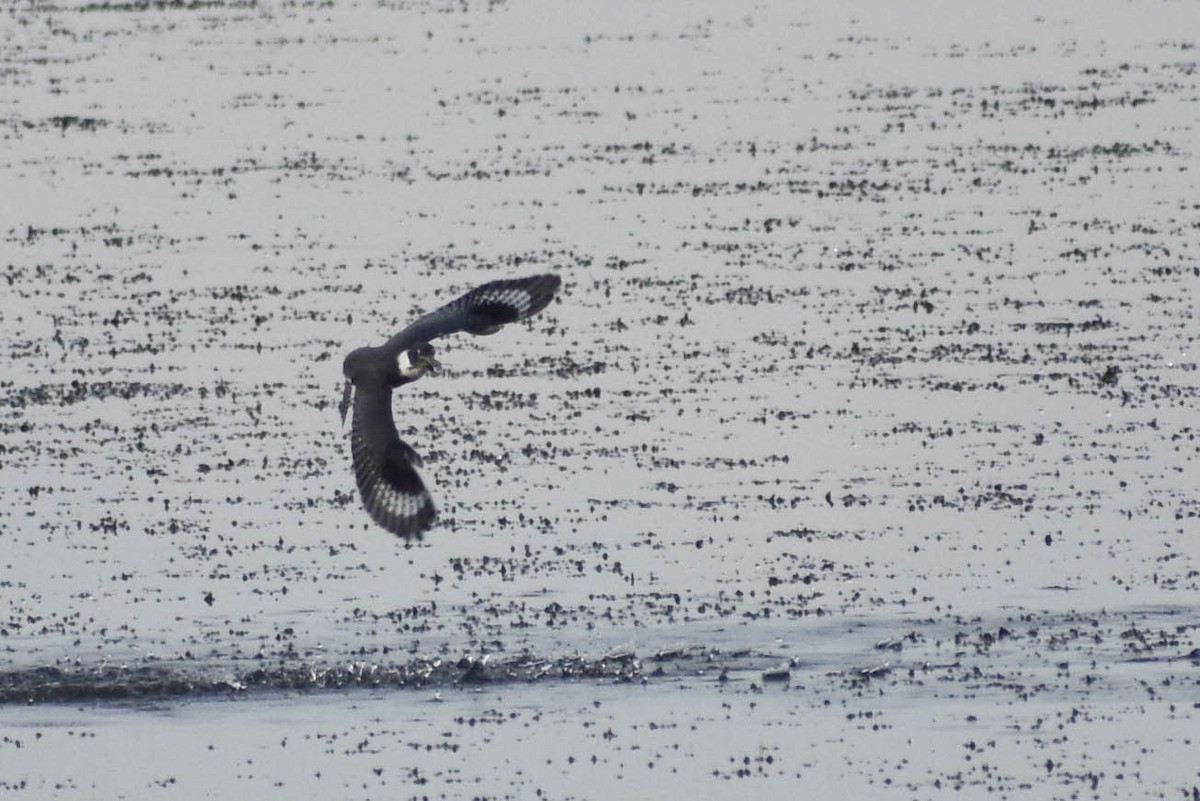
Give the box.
[349,385,436,540]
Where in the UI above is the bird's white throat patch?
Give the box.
[397,349,428,379]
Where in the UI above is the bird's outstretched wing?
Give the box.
[383,273,561,356]
[349,381,436,539]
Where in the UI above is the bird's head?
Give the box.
[398,342,441,379]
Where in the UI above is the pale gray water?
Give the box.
[1,0,1198,798]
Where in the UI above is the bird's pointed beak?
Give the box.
[339,379,352,425]
[426,356,442,375]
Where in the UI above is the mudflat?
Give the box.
[1,1,1197,798]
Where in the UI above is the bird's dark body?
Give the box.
[341,274,561,540]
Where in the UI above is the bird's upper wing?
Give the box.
[349,380,436,540]
[382,273,561,356]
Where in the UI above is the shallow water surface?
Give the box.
[1,0,1198,798]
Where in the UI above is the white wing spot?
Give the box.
[479,287,534,317]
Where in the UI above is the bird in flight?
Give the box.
[340,274,562,540]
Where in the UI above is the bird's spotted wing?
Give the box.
[349,383,436,540]
[383,273,561,356]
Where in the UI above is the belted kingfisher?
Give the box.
[339,274,561,540]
